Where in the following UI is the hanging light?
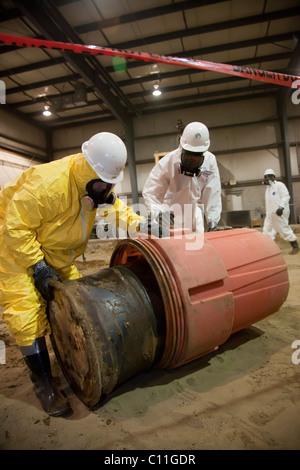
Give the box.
[43,105,52,116]
[152,84,161,96]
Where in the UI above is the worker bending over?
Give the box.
[143,122,222,233]
[0,132,169,417]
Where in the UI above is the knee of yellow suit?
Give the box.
[0,271,51,347]
[0,262,81,347]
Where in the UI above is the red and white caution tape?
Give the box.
[0,33,299,88]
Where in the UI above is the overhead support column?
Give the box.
[276,39,300,224]
[277,89,295,224]
[46,128,53,162]
[124,119,139,204]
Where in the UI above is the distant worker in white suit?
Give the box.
[263,169,299,254]
[142,122,222,233]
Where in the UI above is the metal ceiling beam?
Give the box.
[136,83,276,110]
[6,73,81,95]
[112,7,300,50]
[118,51,293,87]
[2,29,296,80]
[47,89,278,130]
[41,0,141,204]
[49,114,115,128]
[13,0,135,125]
[39,0,138,116]
[10,86,96,108]
[0,45,20,55]
[13,0,140,202]
[137,90,277,116]
[2,0,229,31]
[41,84,275,127]
[0,57,66,79]
[19,77,254,117]
[109,31,299,74]
[1,103,48,131]
[25,74,277,118]
[43,109,111,123]
[8,50,292,110]
[0,7,20,22]
[12,0,140,203]
[74,0,229,33]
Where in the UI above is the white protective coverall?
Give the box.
[0,153,143,346]
[263,180,297,242]
[142,147,222,232]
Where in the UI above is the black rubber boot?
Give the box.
[289,240,299,255]
[22,341,71,417]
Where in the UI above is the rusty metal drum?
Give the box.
[49,265,161,407]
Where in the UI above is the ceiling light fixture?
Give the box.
[43,105,51,116]
[152,84,161,96]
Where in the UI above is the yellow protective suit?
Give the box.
[0,153,143,346]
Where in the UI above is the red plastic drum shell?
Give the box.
[110,229,289,370]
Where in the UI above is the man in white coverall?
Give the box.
[142,122,222,233]
[0,132,169,417]
[263,169,299,254]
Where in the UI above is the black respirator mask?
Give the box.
[81,179,116,211]
[180,150,205,177]
[263,174,275,186]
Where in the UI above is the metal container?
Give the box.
[49,265,161,406]
[48,229,289,406]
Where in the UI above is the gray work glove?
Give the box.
[207,221,218,232]
[276,207,284,216]
[31,259,62,300]
[156,210,175,228]
[139,219,172,238]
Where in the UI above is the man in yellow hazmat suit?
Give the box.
[0,131,169,417]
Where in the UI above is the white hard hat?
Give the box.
[82,132,127,184]
[264,169,276,177]
[180,122,210,152]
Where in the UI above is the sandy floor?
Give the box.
[0,230,299,450]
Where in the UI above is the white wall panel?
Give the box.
[52,120,124,160]
[0,108,47,160]
[136,163,155,191]
[0,149,41,189]
[133,96,277,132]
[134,134,178,162]
[211,122,279,153]
[288,117,300,142]
[217,149,281,183]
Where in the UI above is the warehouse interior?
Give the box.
[1,0,300,223]
[0,0,300,451]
